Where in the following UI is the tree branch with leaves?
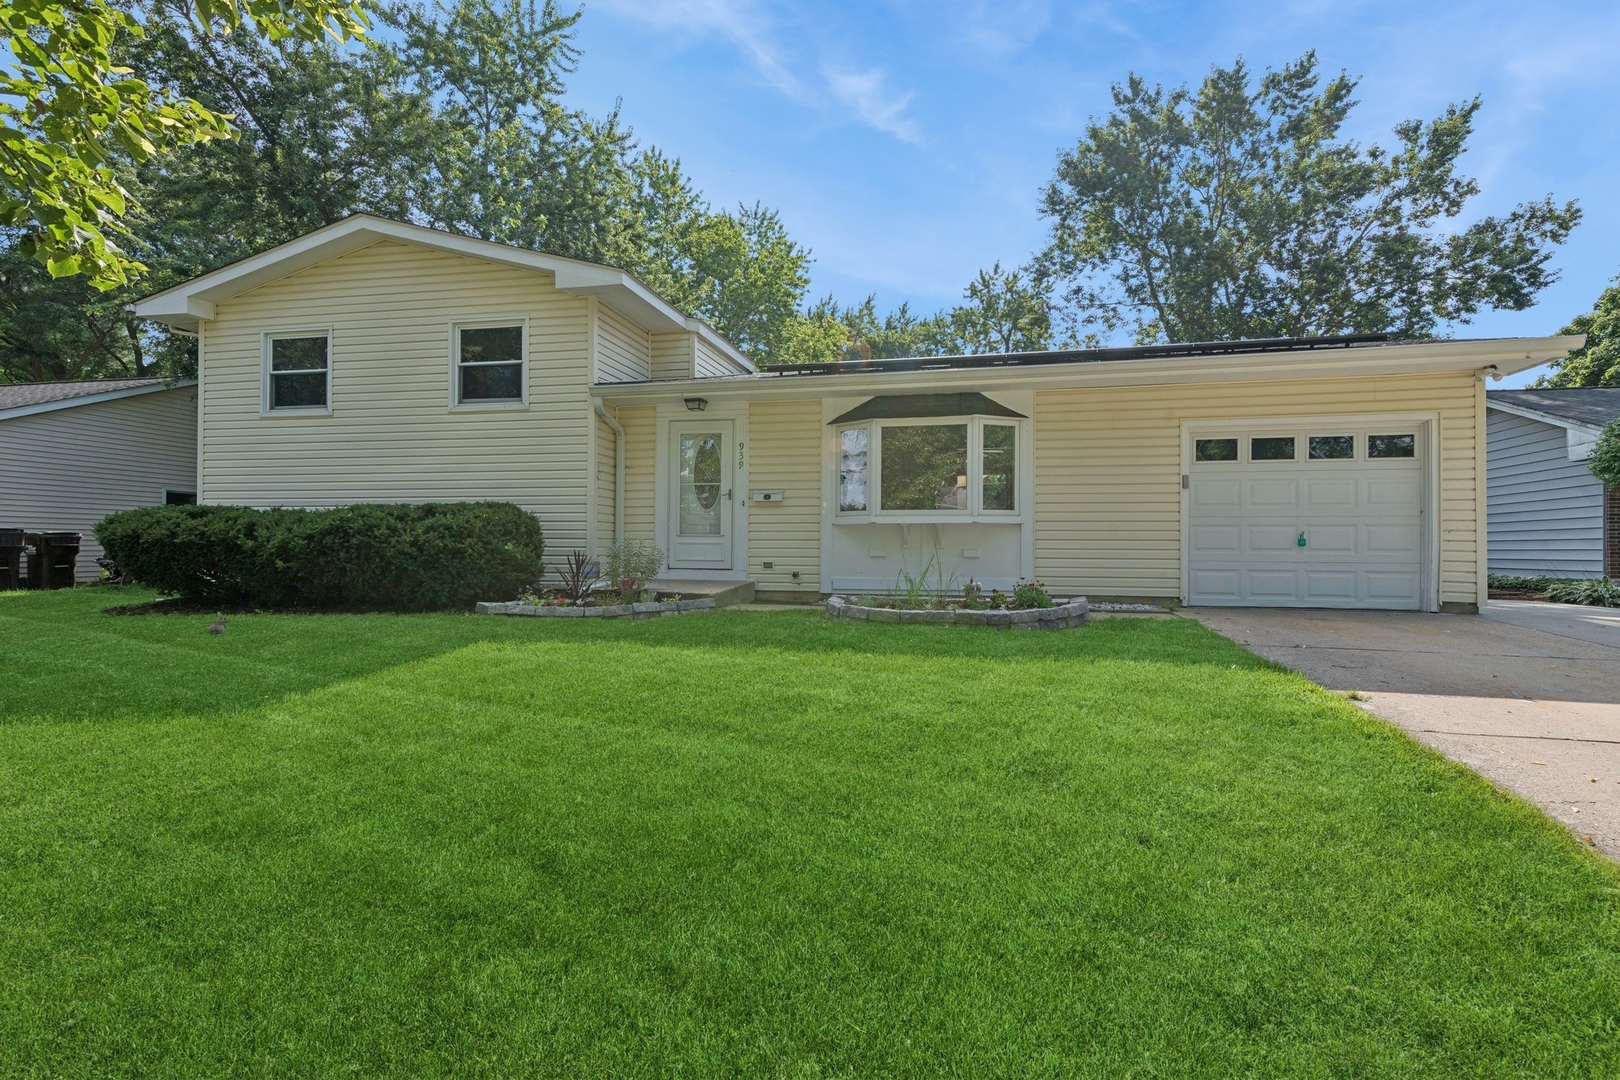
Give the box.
[0,0,367,288]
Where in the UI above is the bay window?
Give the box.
[836,416,1021,520]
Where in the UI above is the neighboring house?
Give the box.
[132,214,1577,612]
[0,378,198,580]
[1486,388,1620,580]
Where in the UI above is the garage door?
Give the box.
[1186,427,1426,609]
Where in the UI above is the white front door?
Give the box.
[1186,426,1426,609]
[669,421,734,570]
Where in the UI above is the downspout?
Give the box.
[593,397,625,541]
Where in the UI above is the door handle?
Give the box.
[724,488,733,501]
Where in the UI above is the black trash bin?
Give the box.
[24,531,81,589]
[0,529,22,591]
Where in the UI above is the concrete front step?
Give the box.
[648,579,756,608]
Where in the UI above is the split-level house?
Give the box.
[133,215,1578,612]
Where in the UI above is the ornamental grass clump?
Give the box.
[605,539,665,604]
[1544,577,1620,607]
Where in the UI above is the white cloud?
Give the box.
[822,67,919,142]
[591,0,922,141]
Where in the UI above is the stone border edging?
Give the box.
[824,596,1088,630]
[475,597,717,619]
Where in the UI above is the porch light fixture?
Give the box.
[684,397,708,412]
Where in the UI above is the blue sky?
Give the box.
[563,1,1619,386]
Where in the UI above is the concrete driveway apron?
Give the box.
[1186,602,1620,858]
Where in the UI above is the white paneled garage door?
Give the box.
[1186,425,1427,609]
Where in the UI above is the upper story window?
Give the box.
[265,333,330,412]
[455,323,525,405]
[837,416,1021,520]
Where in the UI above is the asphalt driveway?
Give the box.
[1186,602,1620,858]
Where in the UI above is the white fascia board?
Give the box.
[595,337,1580,405]
[128,214,724,341]
[0,380,195,422]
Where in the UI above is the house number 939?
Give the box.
[738,441,745,468]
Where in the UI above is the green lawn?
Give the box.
[1,588,1617,1077]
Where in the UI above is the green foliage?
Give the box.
[772,266,1065,368]
[95,501,543,610]
[1035,52,1579,344]
[1487,575,1567,592]
[1010,579,1055,609]
[1588,418,1620,490]
[0,0,366,290]
[1545,576,1620,607]
[603,537,663,602]
[948,262,1056,354]
[0,0,817,380]
[1540,274,1620,387]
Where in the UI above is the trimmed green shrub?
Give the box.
[96,502,544,611]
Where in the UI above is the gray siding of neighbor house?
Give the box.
[0,387,198,580]
[1487,408,1604,578]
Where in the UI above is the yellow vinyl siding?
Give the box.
[0,388,197,580]
[595,302,651,383]
[618,404,657,542]
[1033,371,1480,606]
[650,331,693,380]
[745,399,821,592]
[694,337,740,378]
[200,240,592,552]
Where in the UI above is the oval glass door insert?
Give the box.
[679,433,724,535]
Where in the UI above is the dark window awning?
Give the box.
[829,393,1027,424]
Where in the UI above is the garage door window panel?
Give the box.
[1195,438,1238,462]
[1369,434,1416,458]
[1250,436,1296,461]
[1309,435,1355,460]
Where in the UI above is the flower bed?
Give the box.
[824,595,1088,630]
[476,596,716,619]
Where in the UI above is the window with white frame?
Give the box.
[265,333,330,411]
[836,416,1021,519]
[454,323,525,404]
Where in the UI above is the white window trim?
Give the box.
[449,317,530,411]
[834,414,1028,524]
[260,329,333,416]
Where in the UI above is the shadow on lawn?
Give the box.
[0,587,1267,725]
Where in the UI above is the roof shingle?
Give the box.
[0,378,166,412]
[1488,388,1620,429]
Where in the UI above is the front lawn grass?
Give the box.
[1,587,1617,1076]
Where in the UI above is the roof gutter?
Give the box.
[593,337,1581,405]
[593,397,625,542]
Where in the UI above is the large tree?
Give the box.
[0,0,367,289]
[1036,53,1580,344]
[1538,274,1620,387]
[0,0,815,380]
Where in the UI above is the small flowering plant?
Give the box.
[1009,580,1056,610]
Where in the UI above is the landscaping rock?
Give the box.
[477,597,717,620]
[822,597,1089,630]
